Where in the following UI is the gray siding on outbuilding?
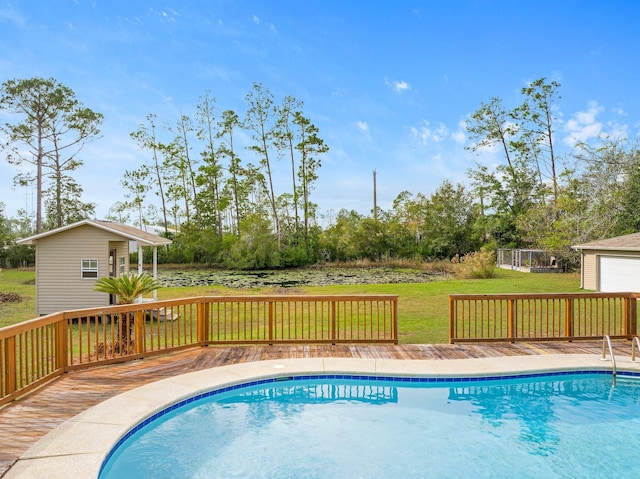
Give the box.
[18,219,171,316]
[34,225,127,314]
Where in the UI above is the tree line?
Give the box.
[1,76,638,270]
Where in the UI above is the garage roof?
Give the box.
[572,232,640,252]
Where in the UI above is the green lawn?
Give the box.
[0,267,582,343]
[0,269,37,329]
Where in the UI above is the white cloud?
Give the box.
[252,14,260,24]
[605,121,629,141]
[149,8,177,23]
[451,121,466,144]
[611,106,627,117]
[562,101,604,146]
[0,6,26,27]
[385,78,411,93]
[356,121,371,142]
[410,120,449,143]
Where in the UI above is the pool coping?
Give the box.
[5,354,640,479]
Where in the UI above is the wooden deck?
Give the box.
[0,341,630,477]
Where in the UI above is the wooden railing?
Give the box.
[0,294,397,407]
[449,292,639,343]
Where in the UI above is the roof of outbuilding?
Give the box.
[572,232,640,252]
[17,219,173,246]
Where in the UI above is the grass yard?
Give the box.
[0,269,37,329]
[0,267,582,343]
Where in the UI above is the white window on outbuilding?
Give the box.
[119,256,126,275]
[81,259,99,279]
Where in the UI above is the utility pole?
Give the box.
[373,169,377,221]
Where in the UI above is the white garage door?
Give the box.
[599,256,640,292]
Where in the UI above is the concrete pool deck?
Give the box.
[5,351,640,479]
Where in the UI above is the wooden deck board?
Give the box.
[0,341,630,477]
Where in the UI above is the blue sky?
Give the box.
[1,0,639,225]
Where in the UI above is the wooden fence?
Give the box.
[449,292,639,343]
[0,294,398,407]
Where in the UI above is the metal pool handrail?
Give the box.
[601,335,617,384]
[632,336,640,361]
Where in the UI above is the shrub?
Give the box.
[456,250,496,279]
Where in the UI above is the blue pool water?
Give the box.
[100,372,640,479]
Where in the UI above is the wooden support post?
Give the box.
[153,246,158,301]
[331,301,337,344]
[564,298,574,338]
[448,296,455,344]
[631,297,638,336]
[197,302,209,345]
[134,310,145,354]
[507,299,516,341]
[625,296,637,337]
[55,319,68,371]
[392,298,399,344]
[3,337,17,395]
[268,301,275,344]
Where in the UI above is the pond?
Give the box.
[156,267,443,289]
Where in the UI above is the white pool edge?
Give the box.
[5,354,640,479]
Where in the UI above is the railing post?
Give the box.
[268,300,274,344]
[632,296,638,336]
[625,296,637,337]
[134,310,145,354]
[55,318,68,371]
[564,298,574,338]
[197,301,209,345]
[448,296,455,343]
[3,336,17,395]
[507,299,516,341]
[392,297,398,344]
[331,300,337,344]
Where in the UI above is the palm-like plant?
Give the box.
[94,272,161,304]
[94,272,161,353]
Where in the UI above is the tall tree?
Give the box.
[465,97,517,171]
[121,164,151,227]
[319,209,363,262]
[131,114,169,232]
[218,109,242,233]
[171,111,200,225]
[513,78,561,206]
[244,83,279,240]
[293,111,328,251]
[0,77,103,232]
[43,176,95,229]
[274,95,303,228]
[195,92,224,237]
[422,180,479,258]
[615,158,640,234]
[160,140,193,227]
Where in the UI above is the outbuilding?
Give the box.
[572,232,640,292]
[18,219,172,315]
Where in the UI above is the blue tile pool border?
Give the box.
[99,368,640,475]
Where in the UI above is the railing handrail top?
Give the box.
[0,294,399,338]
[0,311,64,339]
[449,292,639,300]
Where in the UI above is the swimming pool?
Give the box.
[100,371,640,479]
